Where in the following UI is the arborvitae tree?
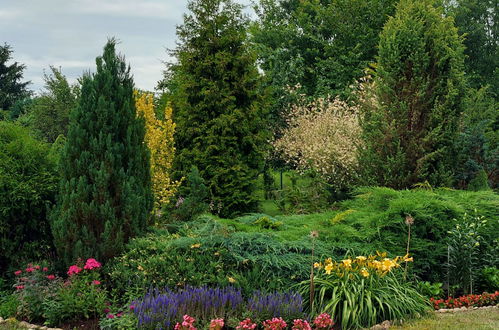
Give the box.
[0,43,31,113]
[165,0,267,218]
[51,40,152,264]
[359,0,466,188]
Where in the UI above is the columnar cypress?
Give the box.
[359,0,466,188]
[51,40,152,264]
[166,0,267,218]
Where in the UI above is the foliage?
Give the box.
[0,122,57,275]
[25,66,78,142]
[167,166,209,222]
[12,263,61,323]
[430,291,499,310]
[447,211,488,295]
[42,259,108,326]
[251,0,398,132]
[300,253,429,329]
[135,91,179,213]
[453,87,498,189]
[273,93,361,191]
[417,282,444,299]
[165,0,267,218]
[444,0,498,94]
[0,43,31,113]
[480,267,499,291]
[359,0,466,188]
[107,218,324,298]
[0,293,18,319]
[132,286,244,329]
[51,39,152,265]
[130,286,304,329]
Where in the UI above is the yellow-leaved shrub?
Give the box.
[135,91,180,213]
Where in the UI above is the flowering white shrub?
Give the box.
[273,94,362,189]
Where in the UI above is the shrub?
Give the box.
[0,122,57,275]
[273,95,361,191]
[167,166,209,222]
[107,218,323,298]
[299,253,430,329]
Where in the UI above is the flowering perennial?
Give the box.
[431,291,499,309]
[314,252,413,277]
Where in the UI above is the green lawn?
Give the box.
[394,308,499,330]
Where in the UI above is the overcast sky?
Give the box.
[0,0,254,93]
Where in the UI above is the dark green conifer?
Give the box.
[51,40,152,264]
[165,0,267,218]
[359,0,466,188]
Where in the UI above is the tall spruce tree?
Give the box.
[0,43,31,113]
[165,0,266,218]
[359,0,466,188]
[51,40,152,264]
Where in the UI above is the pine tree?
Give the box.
[359,0,466,188]
[51,40,152,264]
[0,43,31,113]
[165,0,267,218]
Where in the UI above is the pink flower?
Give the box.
[174,315,197,330]
[84,258,102,270]
[16,285,24,290]
[292,319,312,330]
[313,313,334,329]
[25,267,35,273]
[42,267,48,272]
[47,275,56,280]
[67,265,82,276]
[104,308,110,314]
[116,312,123,317]
[92,280,101,285]
[129,305,135,311]
[34,265,40,270]
[263,317,287,330]
[209,318,224,330]
[14,270,22,276]
[236,319,257,330]
[107,313,115,319]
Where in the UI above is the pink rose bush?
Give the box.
[175,314,197,330]
[313,313,334,329]
[263,317,287,330]
[209,318,224,330]
[292,319,312,330]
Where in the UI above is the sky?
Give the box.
[0,0,254,93]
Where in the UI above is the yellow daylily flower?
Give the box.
[356,256,367,261]
[324,263,334,275]
[342,259,352,268]
[360,268,370,277]
[190,243,201,249]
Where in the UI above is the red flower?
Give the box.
[16,285,24,290]
[14,270,22,276]
[47,275,56,280]
[42,267,48,272]
[92,280,101,285]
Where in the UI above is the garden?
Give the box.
[1,0,498,329]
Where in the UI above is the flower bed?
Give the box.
[430,291,499,310]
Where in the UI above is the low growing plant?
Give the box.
[300,252,430,329]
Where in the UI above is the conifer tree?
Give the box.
[359,0,466,188]
[165,0,267,217]
[51,40,152,264]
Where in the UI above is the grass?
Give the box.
[394,308,499,330]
